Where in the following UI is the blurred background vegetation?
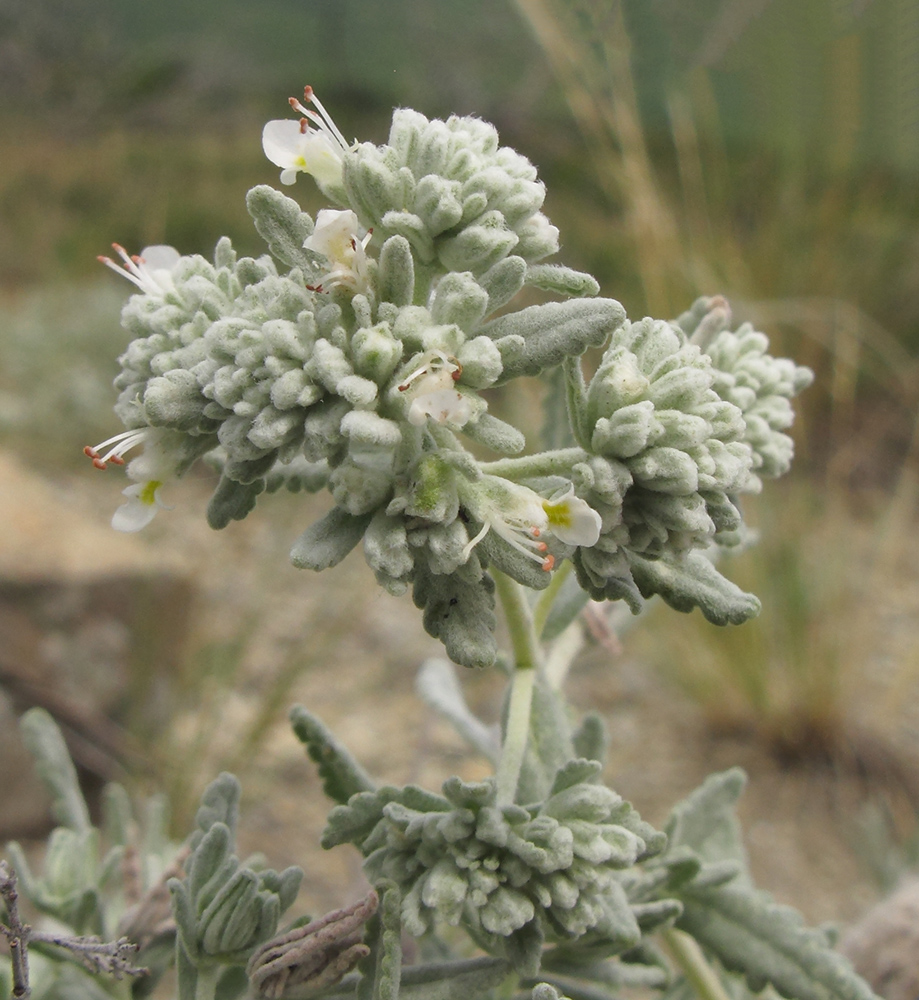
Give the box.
[2,0,919,860]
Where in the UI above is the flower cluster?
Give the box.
[88,89,810,662]
[321,760,666,975]
[674,296,814,489]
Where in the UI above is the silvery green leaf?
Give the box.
[188,823,234,906]
[207,475,266,529]
[516,674,576,803]
[677,884,877,1000]
[200,869,258,955]
[488,299,626,384]
[438,212,520,273]
[246,185,316,270]
[169,878,198,959]
[192,773,241,843]
[413,173,464,235]
[462,413,526,455]
[290,705,376,804]
[563,357,593,450]
[143,369,208,430]
[322,791,394,851]
[415,658,500,764]
[665,768,750,882]
[19,708,90,832]
[413,559,498,669]
[525,264,600,298]
[479,255,527,314]
[631,898,683,931]
[391,956,509,1000]
[502,917,545,978]
[380,210,435,262]
[377,235,416,307]
[290,507,373,570]
[357,882,402,1000]
[101,783,132,847]
[628,550,760,625]
[530,984,570,1000]
[429,271,489,331]
[571,714,609,766]
[540,948,669,988]
[475,527,553,592]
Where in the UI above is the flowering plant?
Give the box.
[1,89,878,1000]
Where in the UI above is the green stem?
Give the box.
[193,963,221,1000]
[660,928,733,1000]
[491,570,542,807]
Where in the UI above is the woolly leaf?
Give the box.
[628,550,761,625]
[357,882,402,1000]
[479,255,528,314]
[191,773,241,845]
[246,185,316,270]
[463,412,526,455]
[571,713,609,766]
[677,884,878,1000]
[290,704,376,804]
[563,356,593,450]
[525,264,600,298]
[378,235,415,307]
[19,709,91,832]
[207,475,265,529]
[412,559,498,668]
[102,783,133,848]
[386,957,510,1000]
[665,768,750,881]
[487,299,626,384]
[516,673,576,803]
[290,507,374,570]
[415,658,500,764]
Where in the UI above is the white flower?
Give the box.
[98,244,180,296]
[84,428,176,532]
[541,486,602,547]
[111,479,170,532]
[304,209,373,294]
[461,477,602,572]
[262,86,350,189]
[398,351,473,428]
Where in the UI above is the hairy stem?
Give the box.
[194,964,221,1000]
[492,570,542,807]
[660,927,733,1000]
[532,558,574,638]
[492,570,542,806]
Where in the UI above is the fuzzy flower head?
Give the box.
[98,243,181,297]
[462,476,602,574]
[304,209,373,294]
[262,85,350,193]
